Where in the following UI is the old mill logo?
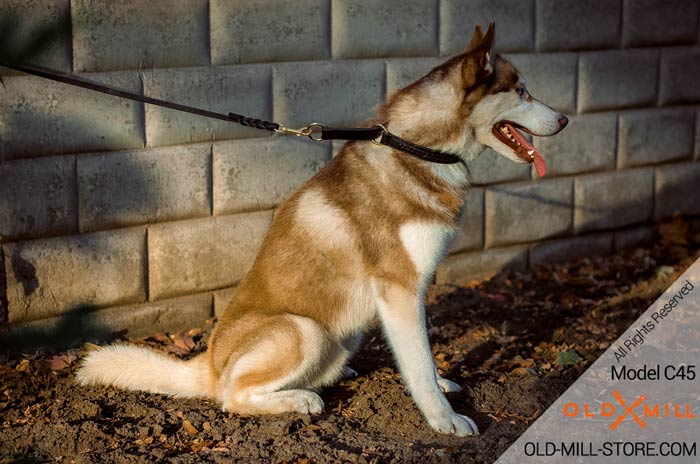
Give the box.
[563,390,696,430]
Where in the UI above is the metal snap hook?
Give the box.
[371,124,388,145]
[275,122,326,141]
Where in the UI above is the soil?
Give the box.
[2,217,699,464]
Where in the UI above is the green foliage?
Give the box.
[556,350,583,367]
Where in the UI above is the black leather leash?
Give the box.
[0,61,463,165]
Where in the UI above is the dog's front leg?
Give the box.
[374,282,478,436]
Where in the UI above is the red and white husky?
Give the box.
[78,23,568,436]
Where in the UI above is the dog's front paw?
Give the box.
[427,411,479,436]
[437,377,462,393]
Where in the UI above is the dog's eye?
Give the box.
[516,87,525,97]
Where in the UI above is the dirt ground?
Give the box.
[2,217,699,464]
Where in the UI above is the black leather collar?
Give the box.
[321,126,464,165]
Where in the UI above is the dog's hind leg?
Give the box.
[216,314,331,415]
[310,332,363,387]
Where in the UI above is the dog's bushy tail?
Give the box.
[76,344,212,398]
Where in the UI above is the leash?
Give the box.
[0,61,463,165]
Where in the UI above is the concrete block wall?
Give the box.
[1,0,699,349]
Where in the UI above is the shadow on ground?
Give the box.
[1,226,698,463]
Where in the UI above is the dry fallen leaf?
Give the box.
[166,331,196,355]
[49,357,70,371]
[182,419,199,436]
[658,216,688,246]
[135,436,153,445]
[511,367,537,376]
[150,333,170,344]
[83,342,102,352]
[511,356,535,368]
[187,327,204,337]
[49,352,77,371]
[15,359,30,372]
[189,438,213,452]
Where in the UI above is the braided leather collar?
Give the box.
[321,126,464,165]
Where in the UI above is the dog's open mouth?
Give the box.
[492,121,546,177]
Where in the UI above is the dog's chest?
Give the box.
[399,221,457,278]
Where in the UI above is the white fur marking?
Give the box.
[391,82,460,134]
[296,189,354,246]
[76,345,206,398]
[399,222,455,277]
[332,280,375,339]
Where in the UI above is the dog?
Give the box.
[77,23,568,437]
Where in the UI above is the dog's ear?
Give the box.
[466,24,485,52]
[462,22,495,90]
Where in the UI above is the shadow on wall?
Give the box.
[0,305,118,354]
[0,15,163,354]
[0,11,70,71]
[0,106,156,354]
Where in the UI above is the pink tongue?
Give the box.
[504,123,547,177]
[532,150,547,177]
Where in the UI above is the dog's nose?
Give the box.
[557,114,569,128]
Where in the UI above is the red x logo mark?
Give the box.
[609,390,647,430]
